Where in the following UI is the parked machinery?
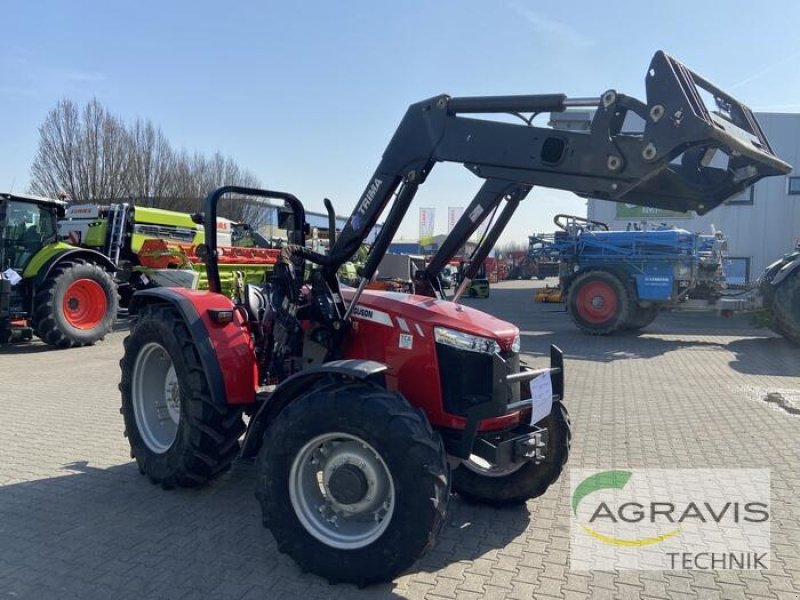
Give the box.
[59,202,279,302]
[118,51,789,585]
[0,193,118,347]
[531,214,800,342]
[759,242,800,343]
[0,196,279,347]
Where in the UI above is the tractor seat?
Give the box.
[243,283,269,323]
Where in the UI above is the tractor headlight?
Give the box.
[434,326,501,355]
[511,334,520,353]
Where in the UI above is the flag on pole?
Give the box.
[447,206,464,233]
[419,208,435,247]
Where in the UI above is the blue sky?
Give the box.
[3,0,800,243]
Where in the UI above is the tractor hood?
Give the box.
[349,289,519,350]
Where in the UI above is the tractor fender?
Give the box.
[240,360,388,459]
[129,287,258,407]
[32,248,117,287]
[771,256,800,287]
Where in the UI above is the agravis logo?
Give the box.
[572,470,681,547]
[569,469,771,571]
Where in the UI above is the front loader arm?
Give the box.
[327,50,791,288]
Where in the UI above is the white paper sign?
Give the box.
[2,269,22,286]
[399,333,413,350]
[529,373,553,425]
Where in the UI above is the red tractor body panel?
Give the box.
[166,288,258,405]
[170,287,522,430]
[341,290,522,431]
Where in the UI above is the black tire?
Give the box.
[117,283,134,309]
[771,270,800,344]
[256,382,449,586]
[625,303,659,330]
[33,259,118,348]
[453,402,570,507]
[119,304,245,488]
[567,270,630,335]
[0,321,11,344]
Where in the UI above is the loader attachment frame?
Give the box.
[324,51,789,297]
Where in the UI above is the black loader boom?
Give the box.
[324,50,790,305]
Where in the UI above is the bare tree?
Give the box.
[29,98,269,228]
[30,99,130,201]
[29,99,82,199]
[126,118,175,200]
[165,150,268,228]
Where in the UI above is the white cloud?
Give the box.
[0,51,105,93]
[57,69,105,84]
[509,4,593,50]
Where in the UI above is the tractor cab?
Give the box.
[0,193,64,274]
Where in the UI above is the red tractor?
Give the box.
[119,52,789,585]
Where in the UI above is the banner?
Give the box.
[615,203,689,219]
[447,206,464,233]
[419,207,435,246]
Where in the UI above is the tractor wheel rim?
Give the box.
[462,454,527,477]
[132,342,180,454]
[575,280,618,324]
[62,279,107,329]
[289,432,395,549]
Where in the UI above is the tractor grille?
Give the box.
[436,345,519,417]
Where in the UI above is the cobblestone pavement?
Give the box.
[1,280,799,599]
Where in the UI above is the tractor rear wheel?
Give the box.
[625,303,659,330]
[33,259,118,348]
[119,304,245,488]
[256,382,449,586]
[452,402,570,507]
[771,270,800,344]
[567,270,630,335]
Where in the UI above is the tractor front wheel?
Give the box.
[33,260,118,348]
[771,270,800,344]
[453,402,570,507]
[567,271,630,335]
[256,382,449,586]
[119,304,245,488]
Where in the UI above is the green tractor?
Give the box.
[456,260,490,298]
[0,193,118,347]
[760,242,800,344]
